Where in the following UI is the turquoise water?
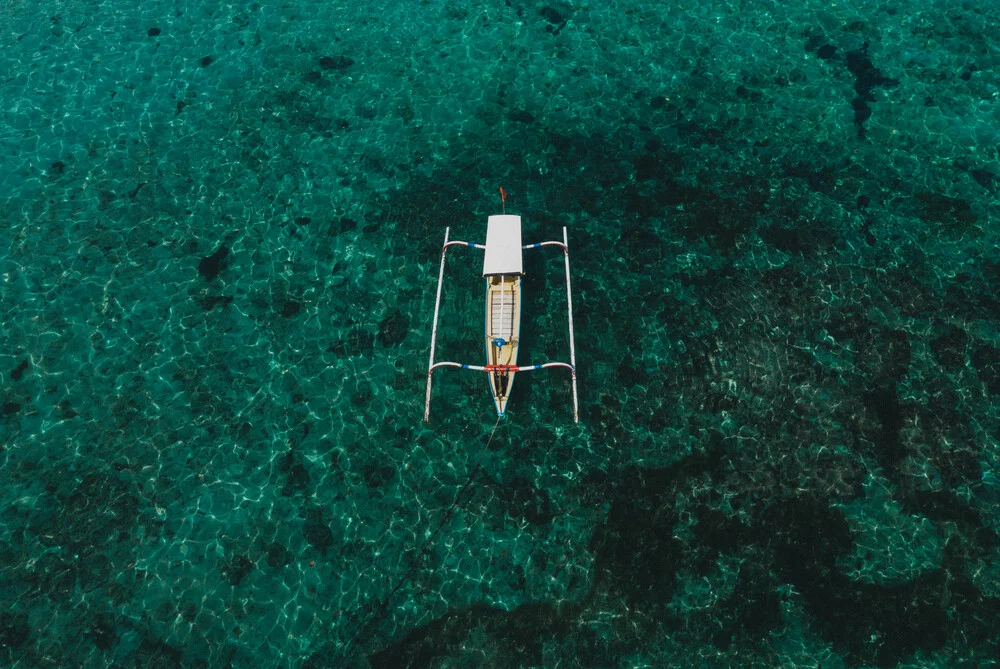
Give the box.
[1,0,999,666]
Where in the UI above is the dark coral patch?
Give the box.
[11,359,29,381]
[540,6,563,24]
[98,189,115,209]
[933,447,982,490]
[589,466,690,609]
[766,497,852,587]
[971,343,1000,394]
[222,554,253,586]
[712,563,783,647]
[915,191,976,229]
[510,109,536,123]
[197,244,229,281]
[319,55,354,71]
[765,497,949,667]
[863,384,907,472]
[330,217,357,235]
[690,507,751,572]
[303,508,334,551]
[199,295,233,311]
[840,42,899,138]
[87,614,117,650]
[504,477,555,525]
[265,542,292,568]
[377,309,409,347]
[362,463,395,489]
[930,324,968,368]
[279,450,311,496]
[539,6,567,33]
[0,612,30,650]
[135,638,183,667]
[969,168,995,189]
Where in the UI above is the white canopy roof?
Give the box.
[482,215,523,275]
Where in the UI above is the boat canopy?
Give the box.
[482,215,523,275]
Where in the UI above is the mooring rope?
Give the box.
[339,414,504,659]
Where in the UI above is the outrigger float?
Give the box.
[424,188,579,423]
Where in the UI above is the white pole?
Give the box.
[563,227,578,423]
[425,228,450,422]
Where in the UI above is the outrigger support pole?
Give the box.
[563,227,579,423]
[520,228,579,423]
[424,227,450,423]
[425,228,488,422]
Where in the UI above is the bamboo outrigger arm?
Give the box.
[426,361,578,423]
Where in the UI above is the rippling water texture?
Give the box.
[1,0,999,667]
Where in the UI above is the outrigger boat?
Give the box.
[424,189,579,422]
